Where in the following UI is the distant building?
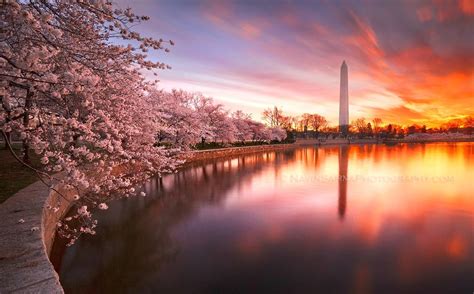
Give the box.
[339,61,349,135]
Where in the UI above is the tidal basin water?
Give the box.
[53,143,473,293]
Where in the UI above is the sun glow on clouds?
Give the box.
[119,0,473,126]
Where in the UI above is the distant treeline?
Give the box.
[261,106,474,139]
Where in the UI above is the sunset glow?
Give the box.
[118,0,473,126]
[2,2,473,292]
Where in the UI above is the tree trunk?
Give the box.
[2,99,11,150]
[22,90,33,163]
[3,131,10,150]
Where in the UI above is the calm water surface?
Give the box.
[53,143,474,293]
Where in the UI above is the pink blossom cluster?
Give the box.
[153,90,287,147]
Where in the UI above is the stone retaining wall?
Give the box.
[0,180,73,293]
[186,143,295,164]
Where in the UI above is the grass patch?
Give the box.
[0,143,41,204]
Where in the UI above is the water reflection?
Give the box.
[338,145,348,220]
[52,143,474,293]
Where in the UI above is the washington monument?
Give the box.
[339,61,349,135]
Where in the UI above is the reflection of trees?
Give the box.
[54,150,298,293]
[338,146,349,220]
[52,143,474,292]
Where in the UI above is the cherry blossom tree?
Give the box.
[268,127,287,141]
[231,110,253,142]
[152,90,240,146]
[1,1,178,244]
[247,120,269,141]
[150,90,285,147]
[152,89,201,148]
[232,110,286,143]
[190,94,236,143]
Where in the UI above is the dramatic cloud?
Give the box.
[117,0,473,126]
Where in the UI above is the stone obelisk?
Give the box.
[339,61,349,135]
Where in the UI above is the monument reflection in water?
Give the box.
[53,143,474,293]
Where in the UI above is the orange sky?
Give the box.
[119,0,473,127]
